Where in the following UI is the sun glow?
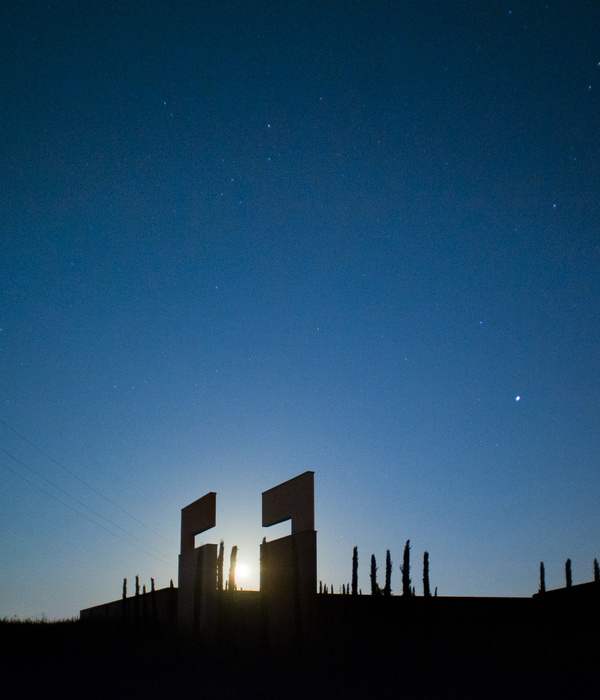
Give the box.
[235,562,250,582]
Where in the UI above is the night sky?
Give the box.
[2,1,600,619]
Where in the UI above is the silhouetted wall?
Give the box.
[80,586,177,626]
[178,543,217,637]
[260,530,317,649]
[260,472,317,651]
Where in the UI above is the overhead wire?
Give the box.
[0,445,176,564]
[0,416,178,548]
[0,458,175,567]
[0,407,182,568]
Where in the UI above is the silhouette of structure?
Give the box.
[177,491,217,636]
[81,473,316,645]
[260,471,316,649]
[79,468,600,694]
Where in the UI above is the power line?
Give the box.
[0,458,175,567]
[0,417,177,547]
[0,446,176,564]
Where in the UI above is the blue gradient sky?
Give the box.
[2,1,600,619]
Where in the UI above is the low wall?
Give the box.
[80,587,178,626]
[80,584,600,666]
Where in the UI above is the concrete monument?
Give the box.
[260,471,317,649]
[178,491,218,636]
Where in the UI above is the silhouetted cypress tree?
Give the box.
[594,558,600,583]
[134,577,140,624]
[319,580,323,594]
[539,562,546,594]
[170,579,174,588]
[151,577,157,625]
[229,546,238,591]
[423,551,431,597]
[217,540,225,592]
[384,549,392,596]
[565,558,572,588]
[142,584,147,622]
[121,577,128,624]
[401,540,411,596]
[352,546,358,596]
[370,554,379,595]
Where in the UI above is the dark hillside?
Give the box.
[3,591,599,700]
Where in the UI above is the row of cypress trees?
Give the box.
[122,575,162,599]
[366,541,436,597]
[217,540,238,591]
[120,539,241,602]
[320,542,437,597]
[538,557,600,593]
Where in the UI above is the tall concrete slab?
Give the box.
[260,471,316,650]
[180,492,216,552]
[262,471,314,535]
[178,492,218,637]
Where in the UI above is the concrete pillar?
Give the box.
[261,472,317,650]
[177,492,218,638]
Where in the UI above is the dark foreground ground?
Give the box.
[1,606,598,700]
